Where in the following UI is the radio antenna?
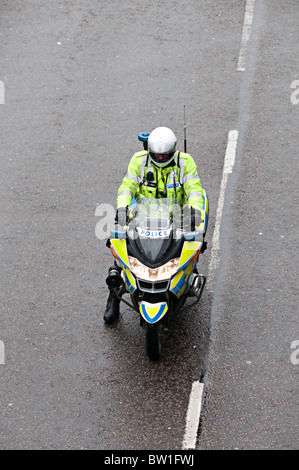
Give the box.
[184,105,187,153]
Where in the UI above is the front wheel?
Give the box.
[145,322,161,361]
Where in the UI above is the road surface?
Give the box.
[0,0,298,450]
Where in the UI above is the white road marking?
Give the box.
[0,80,4,104]
[0,341,5,365]
[208,130,239,286]
[237,0,255,71]
[182,381,204,450]
[223,129,238,174]
[182,128,239,448]
[181,129,238,448]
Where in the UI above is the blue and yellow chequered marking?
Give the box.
[110,239,136,293]
[139,301,168,324]
[123,269,136,293]
[170,241,201,298]
[170,260,193,298]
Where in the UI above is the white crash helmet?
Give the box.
[148,127,177,168]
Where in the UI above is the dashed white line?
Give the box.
[223,129,238,174]
[0,341,5,365]
[237,0,256,71]
[208,130,239,286]
[182,381,204,450]
[182,130,239,449]
[0,80,5,104]
[186,0,253,452]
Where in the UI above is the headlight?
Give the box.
[128,257,179,281]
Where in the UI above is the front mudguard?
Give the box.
[139,301,168,324]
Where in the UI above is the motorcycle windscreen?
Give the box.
[128,195,181,265]
[136,231,173,264]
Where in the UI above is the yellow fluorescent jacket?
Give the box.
[117,150,205,212]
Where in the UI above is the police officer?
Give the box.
[104,126,207,324]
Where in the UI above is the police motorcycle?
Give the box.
[106,134,208,361]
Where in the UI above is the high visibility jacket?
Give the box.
[117,150,206,211]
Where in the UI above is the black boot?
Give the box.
[104,289,120,324]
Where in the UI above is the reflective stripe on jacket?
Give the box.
[117,150,205,212]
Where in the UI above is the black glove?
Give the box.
[115,207,128,227]
[191,208,204,231]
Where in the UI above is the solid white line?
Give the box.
[182,381,204,450]
[237,0,255,71]
[207,130,239,285]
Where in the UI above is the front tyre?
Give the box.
[145,322,161,361]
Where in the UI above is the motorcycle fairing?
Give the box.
[139,301,168,324]
[170,260,193,297]
[110,239,137,293]
[170,241,201,298]
[123,269,136,294]
[177,241,202,270]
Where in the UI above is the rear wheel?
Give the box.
[145,322,161,361]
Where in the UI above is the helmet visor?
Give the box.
[150,151,175,165]
[153,153,169,161]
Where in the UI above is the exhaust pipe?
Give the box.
[106,266,123,289]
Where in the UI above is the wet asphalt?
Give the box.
[0,0,298,450]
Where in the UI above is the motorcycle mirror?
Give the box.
[184,232,201,241]
[110,229,126,239]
